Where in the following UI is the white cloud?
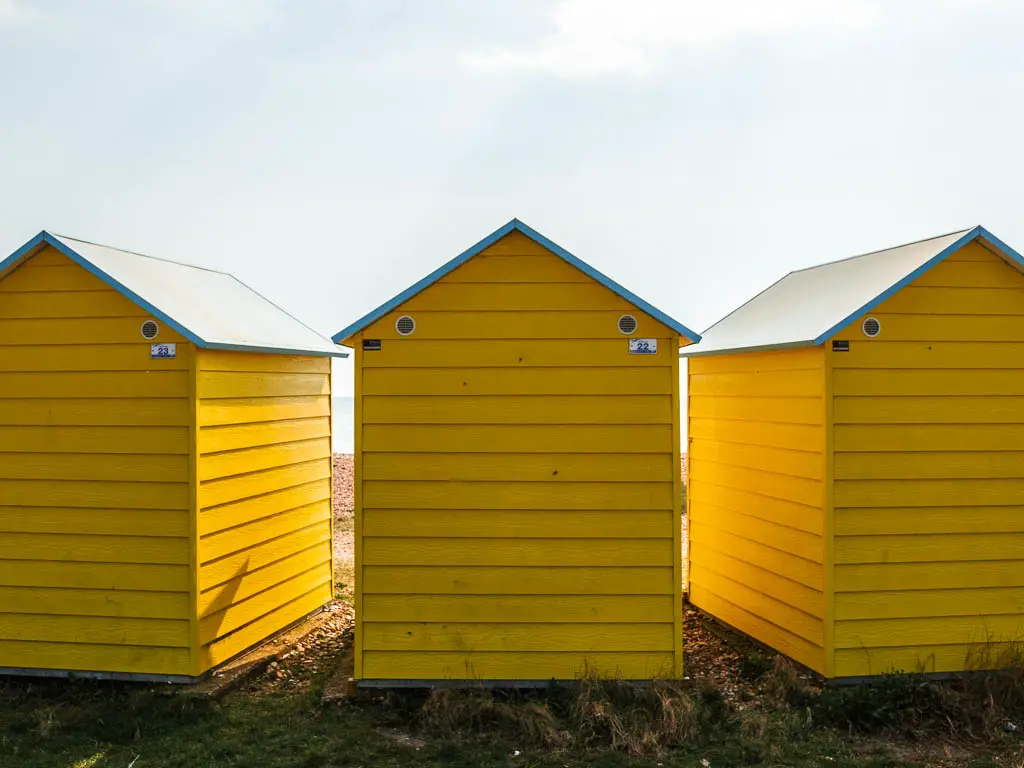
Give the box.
[460,0,881,78]
[145,0,278,33]
[0,0,35,25]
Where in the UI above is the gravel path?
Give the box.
[332,455,355,594]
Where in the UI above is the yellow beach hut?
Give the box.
[682,225,1024,680]
[334,218,700,686]
[0,231,347,681]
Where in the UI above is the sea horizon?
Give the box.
[332,396,356,454]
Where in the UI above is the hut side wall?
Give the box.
[354,230,681,681]
[0,248,194,675]
[688,347,828,673]
[195,350,333,673]
[829,242,1024,677]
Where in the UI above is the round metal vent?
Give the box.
[395,315,416,336]
[862,317,881,338]
[141,320,160,340]
[617,314,638,335]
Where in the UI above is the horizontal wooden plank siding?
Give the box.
[362,596,674,623]
[364,424,672,453]
[362,510,674,538]
[361,651,675,681]
[355,230,681,681]
[362,394,672,424]
[196,350,332,673]
[829,243,1024,677]
[363,566,675,595]
[687,348,827,674]
[0,249,193,676]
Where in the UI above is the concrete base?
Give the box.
[355,678,660,689]
[0,667,197,684]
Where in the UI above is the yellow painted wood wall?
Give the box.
[0,247,194,676]
[353,230,683,681]
[687,348,828,673]
[830,242,1024,677]
[196,350,333,673]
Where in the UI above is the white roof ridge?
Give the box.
[787,226,977,275]
[225,273,336,343]
[52,232,232,276]
[681,226,1003,358]
[0,231,346,358]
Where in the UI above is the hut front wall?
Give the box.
[355,230,681,682]
[195,350,333,673]
[0,248,194,676]
[688,347,827,673]
[830,242,1024,678]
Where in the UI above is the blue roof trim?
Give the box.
[812,226,986,345]
[680,338,816,358]
[975,226,1024,269]
[332,219,700,343]
[0,231,55,279]
[205,340,348,358]
[512,220,701,341]
[0,232,349,358]
[332,221,517,343]
[0,231,210,347]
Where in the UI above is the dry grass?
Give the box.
[420,688,568,748]
[568,678,717,754]
[406,646,1024,762]
[789,645,1024,743]
[415,678,733,758]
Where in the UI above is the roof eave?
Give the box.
[511,220,701,342]
[0,231,49,279]
[975,226,1024,270]
[679,339,816,358]
[203,340,349,358]
[810,226,984,346]
[331,220,520,343]
[37,232,210,348]
[3,232,348,358]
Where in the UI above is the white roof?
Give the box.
[681,226,1024,357]
[0,231,345,357]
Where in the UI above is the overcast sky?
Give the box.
[2,0,1023,397]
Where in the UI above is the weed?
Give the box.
[763,656,810,707]
[333,581,351,601]
[415,678,732,758]
[419,687,566,748]
[813,665,1024,742]
[3,638,1024,767]
[36,708,57,739]
[960,641,1024,733]
[738,650,773,682]
[568,678,710,754]
[734,706,813,764]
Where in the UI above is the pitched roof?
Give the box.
[681,225,1024,358]
[0,231,346,357]
[332,218,700,344]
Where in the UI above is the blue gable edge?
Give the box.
[0,232,348,357]
[332,219,701,343]
[0,231,208,347]
[812,225,1024,346]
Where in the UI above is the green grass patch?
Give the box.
[2,668,1019,768]
[2,636,1023,768]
